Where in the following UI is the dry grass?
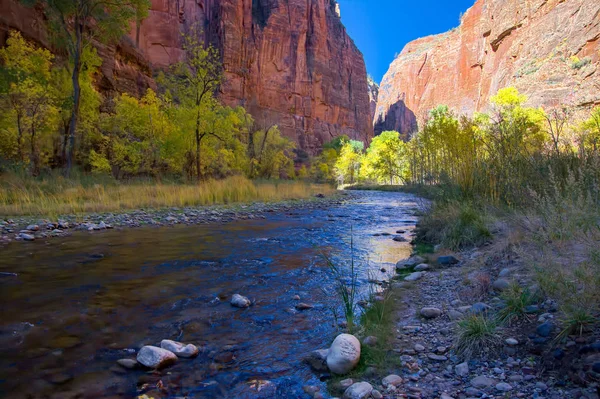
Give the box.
[0,173,335,218]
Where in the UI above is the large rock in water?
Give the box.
[160,339,199,358]
[136,346,177,369]
[231,294,251,308]
[374,0,600,136]
[327,334,361,374]
[1,0,373,155]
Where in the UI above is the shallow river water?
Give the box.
[0,191,421,399]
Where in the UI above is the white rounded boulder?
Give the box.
[326,333,361,375]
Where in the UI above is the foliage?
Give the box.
[248,126,295,179]
[362,131,408,184]
[334,139,364,185]
[23,0,151,174]
[416,201,491,250]
[0,30,57,175]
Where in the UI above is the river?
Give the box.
[0,191,421,399]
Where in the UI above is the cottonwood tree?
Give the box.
[334,139,364,185]
[160,31,222,180]
[23,0,150,174]
[362,131,407,184]
[0,31,57,175]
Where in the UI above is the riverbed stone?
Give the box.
[470,302,491,314]
[506,338,519,346]
[496,382,513,392]
[304,349,329,372]
[231,294,251,308]
[471,375,497,388]
[420,307,442,319]
[343,382,373,399]
[160,339,199,358]
[455,362,469,377]
[414,263,430,271]
[404,272,424,282]
[537,322,555,337]
[438,255,459,266]
[327,334,361,375]
[396,256,425,270]
[363,336,377,347]
[136,346,178,369]
[382,374,403,388]
[295,303,314,311]
[492,278,510,291]
[19,233,35,241]
[116,358,138,369]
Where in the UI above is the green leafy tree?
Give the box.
[160,30,222,180]
[363,131,407,184]
[0,30,57,175]
[334,139,364,185]
[24,0,150,174]
[249,125,295,179]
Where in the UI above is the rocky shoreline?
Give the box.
[0,193,347,246]
[301,232,600,399]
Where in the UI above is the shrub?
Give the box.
[416,201,492,250]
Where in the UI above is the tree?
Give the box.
[0,30,57,174]
[334,139,364,185]
[160,30,222,180]
[578,106,600,155]
[363,131,407,184]
[24,0,150,175]
[249,125,295,179]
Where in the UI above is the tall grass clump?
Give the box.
[454,314,501,359]
[0,171,335,217]
[322,237,358,332]
[416,201,492,250]
[497,283,537,324]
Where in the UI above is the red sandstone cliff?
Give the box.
[0,0,373,154]
[375,0,600,135]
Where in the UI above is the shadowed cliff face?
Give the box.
[0,0,373,155]
[375,0,600,135]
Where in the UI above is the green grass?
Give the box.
[454,314,501,359]
[0,171,335,218]
[556,308,597,342]
[416,201,492,250]
[497,283,537,324]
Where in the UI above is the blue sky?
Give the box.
[338,0,475,84]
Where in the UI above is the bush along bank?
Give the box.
[303,193,600,399]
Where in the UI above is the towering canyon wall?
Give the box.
[375,0,600,135]
[0,0,373,154]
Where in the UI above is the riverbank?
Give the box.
[328,187,600,399]
[0,177,339,245]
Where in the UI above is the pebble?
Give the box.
[295,303,314,311]
[420,307,442,319]
[506,338,519,346]
[437,255,459,265]
[536,322,555,337]
[492,278,510,291]
[471,375,496,388]
[414,263,430,271]
[414,344,425,352]
[343,381,373,399]
[496,382,513,392]
[382,374,403,388]
[455,362,469,377]
[160,339,199,358]
[404,272,424,281]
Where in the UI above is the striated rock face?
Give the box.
[367,77,379,123]
[0,0,373,154]
[375,0,600,135]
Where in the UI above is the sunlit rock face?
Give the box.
[375,0,600,136]
[0,0,373,154]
